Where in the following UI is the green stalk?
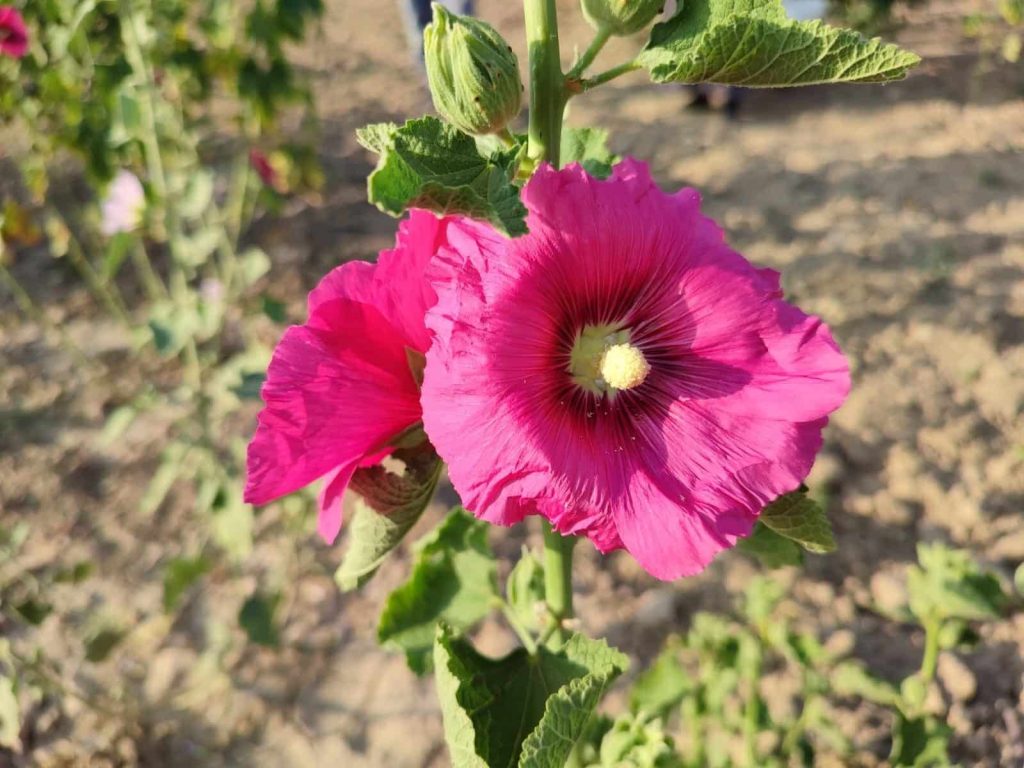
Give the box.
[919,615,941,684]
[578,59,641,93]
[566,26,611,80]
[542,520,575,645]
[524,0,566,168]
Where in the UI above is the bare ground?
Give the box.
[1,0,1023,766]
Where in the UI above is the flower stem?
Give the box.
[524,0,565,168]
[542,519,575,645]
[566,26,611,80]
[919,615,941,684]
[577,59,641,93]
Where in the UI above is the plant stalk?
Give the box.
[920,615,941,684]
[524,0,566,168]
[542,520,575,645]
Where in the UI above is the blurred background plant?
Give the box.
[0,0,324,750]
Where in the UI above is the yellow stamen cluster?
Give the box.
[599,343,651,391]
[568,324,651,396]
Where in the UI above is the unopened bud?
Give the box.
[581,0,664,36]
[424,4,522,136]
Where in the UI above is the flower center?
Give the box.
[568,324,650,396]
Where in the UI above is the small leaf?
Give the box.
[505,547,546,634]
[639,0,920,87]
[163,556,211,612]
[85,626,126,663]
[238,247,271,287]
[736,521,804,567]
[759,491,836,553]
[359,117,528,237]
[890,714,952,767]
[433,627,628,768]
[629,638,691,715]
[907,543,1006,623]
[335,446,443,591]
[54,561,94,584]
[14,599,52,626]
[261,295,287,323]
[231,372,266,401]
[239,592,280,648]
[377,509,498,674]
[560,127,617,178]
[832,662,899,706]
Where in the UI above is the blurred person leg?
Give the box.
[400,0,475,62]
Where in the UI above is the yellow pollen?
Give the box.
[599,343,650,391]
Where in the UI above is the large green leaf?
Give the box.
[378,509,498,674]
[736,521,805,567]
[335,447,442,591]
[906,543,1006,623]
[638,0,920,87]
[358,117,527,237]
[434,627,628,768]
[759,491,836,553]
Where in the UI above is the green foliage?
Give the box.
[358,117,528,237]
[736,522,804,568]
[639,0,920,86]
[239,591,281,648]
[506,547,547,635]
[162,556,211,612]
[335,446,443,591]
[84,625,126,663]
[435,626,628,767]
[759,490,836,554]
[378,509,499,674]
[561,126,618,178]
[906,542,1006,623]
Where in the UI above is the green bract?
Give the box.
[581,0,664,36]
[424,3,523,135]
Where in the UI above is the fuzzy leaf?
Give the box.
[335,447,443,591]
[433,627,628,768]
[639,0,920,86]
[358,117,528,236]
[736,521,805,566]
[833,661,900,707]
[378,509,498,674]
[759,491,836,553]
[906,543,1005,623]
[561,126,617,178]
[505,547,546,634]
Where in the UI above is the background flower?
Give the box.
[245,210,451,542]
[422,160,850,580]
[99,170,146,236]
[0,6,28,59]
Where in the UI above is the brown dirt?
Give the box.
[1,0,1023,766]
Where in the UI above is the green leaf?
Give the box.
[14,599,52,626]
[163,556,211,612]
[358,117,528,237]
[231,371,266,401]
[210,485,254,563]
[378,509,498,674]
[907,543,1005,623]
[736,521,804,567]
[179,171,215,221]
[239,591,280,648]
[890,714,952,767]
[335,446,443,591]
[560,127,617,178]
[85,626,126,663]
[433,627,628,768]
[629,638,692,715]
[759,491,836,553]
[505,547,546,634]
[638,0,920,87]
[832,662,900,706]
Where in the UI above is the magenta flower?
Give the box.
[0,6,27,59]
[422,160,850,580]
[245,210,451,542]
[249,149,281,192]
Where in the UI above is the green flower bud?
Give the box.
[581,0,664,36]
[424,4,523,136]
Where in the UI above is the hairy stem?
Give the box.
[566,26,611,80]
[542,520,575,645]
[524,0,565,167]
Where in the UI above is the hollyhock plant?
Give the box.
[0,6,27,59]
[99,170,146,236]
[245,210,451,542]
[421,159,850,580]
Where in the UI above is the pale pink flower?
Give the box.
[245,211,452,542]
[0,7,27,59]
[100,171,145,236]
[422,160,850,580]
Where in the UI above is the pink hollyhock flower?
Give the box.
[0,6,27,59]
[100,171,146,236]
[245,210,451,542]
[249,149,282,192]
[422,159,850,580]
